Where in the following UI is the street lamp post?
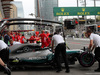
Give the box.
[84,0,87,26]
[29,13,38,18]
[11,9,15,30]
[94,0,98,33]
[94,0,96,24]
[79,0,87,25]
[29,13,39,32]
[77,0,80,30]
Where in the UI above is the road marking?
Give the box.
[73,38,89,41]
[86,73,100,75]
[71,42,80,44]
[68,41,88,46]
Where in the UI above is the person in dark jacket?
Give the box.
[0,32,2,40]
[4,31,11,45]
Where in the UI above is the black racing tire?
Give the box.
[79,52,95,67]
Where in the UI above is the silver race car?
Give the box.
[0,18,95,70]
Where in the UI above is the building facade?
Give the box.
[0,0,5,20]
[35,0,58,21]
[0,0,18,31]
[35,0,58,31]
[11,1,24,30]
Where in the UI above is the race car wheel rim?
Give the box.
[82,54,93,64]
[79,52,95,67]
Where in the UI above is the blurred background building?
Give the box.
[11,1,24,30]
[35,0,58,21]
[0,0,25,31]
[34,0,59,31]
[0,0,4,20]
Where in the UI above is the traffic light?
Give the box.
[64,20,75,29]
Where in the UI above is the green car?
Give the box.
[9,43,95,69]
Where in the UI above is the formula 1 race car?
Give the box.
[9,43,95,69]
[0,18,95,70]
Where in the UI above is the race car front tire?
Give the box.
[79,52,95,67]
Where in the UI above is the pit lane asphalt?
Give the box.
[0,62,99,75]
[66,38,89,50]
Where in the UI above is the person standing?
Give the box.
[35,34,40,44]
[28,34,36,43]
[75,30,79,38]
[0,32,2,40]
[20,34,27,44]
[10,32,14,41]
[46,31,51,47]
[0,40,11,75]
[4,31,11,45]
[51,31,70,73]
[0,40,9,65]
[46,34,52,47]
[0,58,7,67]
[14,32,18,41]
[17,32,21,42]
[46,31,50,37]
[85,30,100,72]
[0,58,11,75]
[39,30,48,48]
[81,30,85,38]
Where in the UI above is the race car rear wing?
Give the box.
[0,18,63,32]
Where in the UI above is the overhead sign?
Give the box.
[53,7,100,16]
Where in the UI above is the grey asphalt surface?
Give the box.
[1,38,100,75]
[1,62,99,75]
[66,38,89,49]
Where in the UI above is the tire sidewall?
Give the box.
[79,52,95,67]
